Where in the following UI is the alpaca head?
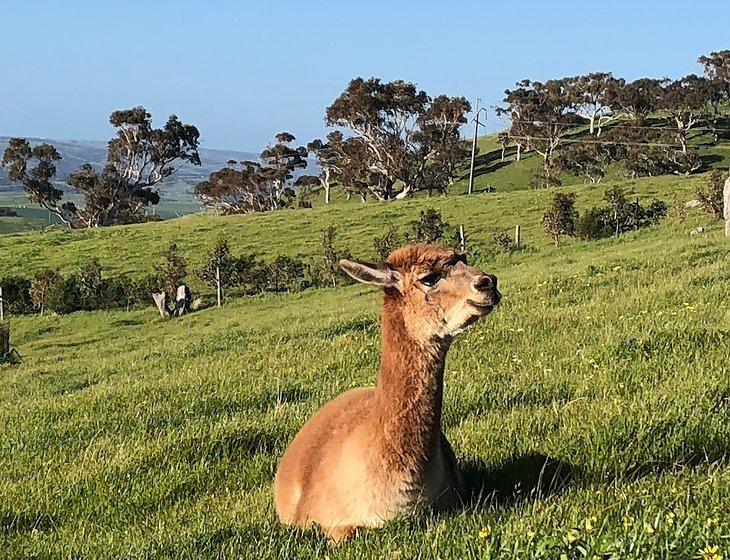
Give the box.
[339,244,500,342]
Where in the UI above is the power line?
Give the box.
[508,135,685,149]
[492,116,730,132]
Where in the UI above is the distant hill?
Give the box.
[0,136,260,201]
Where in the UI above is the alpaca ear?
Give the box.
[338,259,401,288]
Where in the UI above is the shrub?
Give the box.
[0,276,33,314]
[269,255,307,292]
[30,269,63,315]
[696,169,727,220]
[373,225,402,261]
[575,189,667,242]
[603,185,630,235]
[127,274,163,307]
[156,243,188,300]
[198,237,240,302]
[492,232,518,254]
[76,258,104,311]
[576,207,611,241]
[44,275,81,315]
[231,254,266,294]
[542,192,577,246]
[407,209,448,244]
[530,168,562,189]
[644,200,668,225]
[311,226,353,288]
[0,321,9,356]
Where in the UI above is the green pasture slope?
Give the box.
[1,171,729,558]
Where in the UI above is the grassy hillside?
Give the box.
[1,173,729,558]
[2,122,729,234]
[0,173,715,281]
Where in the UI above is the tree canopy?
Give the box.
[322,78,471,200]
[2,107,200,228]
[195,133,308,213]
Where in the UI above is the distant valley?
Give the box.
[0,136,261,202]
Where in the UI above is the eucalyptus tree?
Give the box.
[659,74,717,153]
[195,133,308,213]
[606,77,667,124]
[324,78,470,199]
[1,139,76,227]
[501,78,581,186]
[699,49,730,94]
[570,72,619,135]
[2,107,200,227]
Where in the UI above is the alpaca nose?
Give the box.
[473,274,497,293]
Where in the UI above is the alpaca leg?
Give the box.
[434,433,465,511]
[326,524,358,543]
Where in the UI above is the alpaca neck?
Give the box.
[372,296,449,470]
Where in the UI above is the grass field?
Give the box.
[1,168,729,558]
[0,192,204,235]
[0,172,713,280]
[3,122,729,236]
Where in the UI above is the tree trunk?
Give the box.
[152,292,169,317]
[394,185,415,200]
[323,169,332,204]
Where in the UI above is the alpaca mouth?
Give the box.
[467,291,501,314]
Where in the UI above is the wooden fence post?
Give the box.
[216,265,222,307]
[514,224,521,247]
[722,177,730,237]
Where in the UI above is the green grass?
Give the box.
[0,172,712,280]
[0,171,729,558]
[0,192,204,235]
[3,119,729,234]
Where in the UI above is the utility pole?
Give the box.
[467,99,488,195]
[467,99,480,195]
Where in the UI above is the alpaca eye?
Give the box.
[419,272,442,287]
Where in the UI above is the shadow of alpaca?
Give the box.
[459,453,578,509]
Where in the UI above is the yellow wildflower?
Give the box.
[526,530,536,539]
[566,528,580,543]
[644,521,655,534]
[623,516,635,530]
[665,511,675,526]
[585,516,598,532]
[698,545,722,560]
[707,517,719,527]
[478,526,492,539]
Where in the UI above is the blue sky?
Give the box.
[1,0,728,151]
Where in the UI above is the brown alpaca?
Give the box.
[274,244,500,541]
